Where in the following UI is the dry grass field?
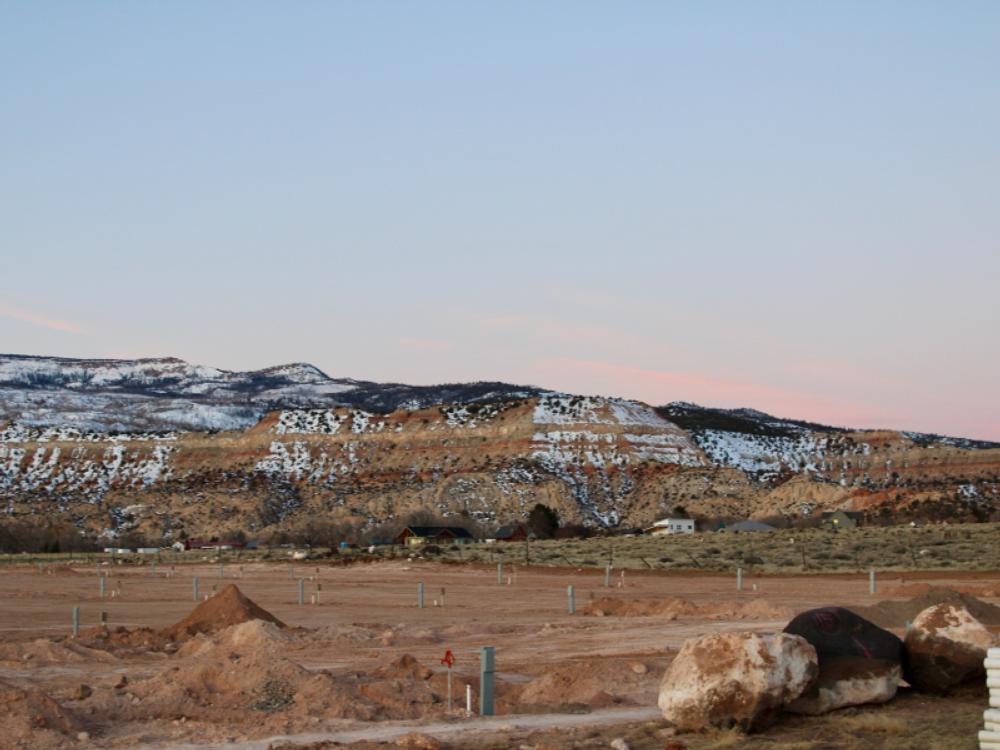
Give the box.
[397,521,1000,575]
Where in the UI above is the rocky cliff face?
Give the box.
[1,356,998,539]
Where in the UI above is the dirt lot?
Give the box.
[0,557,995,750]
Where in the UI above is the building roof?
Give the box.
[494,523,526,539]
[399,526,474,539]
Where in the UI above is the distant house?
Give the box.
[647,518,696,536]
[185,538,246,551]
[493,523,528,542]
[725,519,777,533]
[821,511,864,530]
[394,526,474,546]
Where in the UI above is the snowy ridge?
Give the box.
[0,354,541,432]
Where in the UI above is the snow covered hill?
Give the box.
[0,354,540,432]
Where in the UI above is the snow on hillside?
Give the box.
[0,442,174,497]
[693,429,872,483]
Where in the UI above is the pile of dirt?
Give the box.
[161,584,285,640]
[0,637,118,665]
[882,582,1000,599]
[178,619,292,658]
[0,678,83,750]
[94,648,475,736]
[582,595,790,621]
[78,625,165,654]
[855,587,1000,629]
[515,658,653,709]
[375,653,434,680]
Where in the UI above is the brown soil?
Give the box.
[0,560,996,748]
[581,595,790,621]
[882,581,1000,598]
[161,583,285,640]
[0,678,83,750]
[854,586,1000,628]
[514,658,654,709]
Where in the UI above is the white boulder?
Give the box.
[785,656,900,715]
[658,631,817,731]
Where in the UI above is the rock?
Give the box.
[785,656,900,715]
[72,684,93,701]
[657,631,817,731]
[782,607,904,714]
[610,739,630,750]
[113,674,128,689]
[784,607,903,665]
[904,602,997,692]
[76,731,90,742]
[630,662,648,675]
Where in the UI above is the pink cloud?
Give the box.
[532,357,891,430]
[0,302,88,335]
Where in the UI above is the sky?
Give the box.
[1,2,998,440]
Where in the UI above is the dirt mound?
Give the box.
[582,596,790,621]
[161,584,285,640]
[0,678,83,750]
[97,646,471,736]
[0,637,118,665]
[882,582,1000,599]
[516,658,652,709]
[855,587,1000,629]
[178,619,292,658]
[375,654,433,680]
[77,625,165,654]
[116,648,373,730]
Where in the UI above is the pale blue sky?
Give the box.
[2,2,998,439]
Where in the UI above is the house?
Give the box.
[493,523,528,542]
[647,518,696,536]
[185,538,246,551]
[821,511,864,530]
[725,519,777,533]
[393,526,475,546]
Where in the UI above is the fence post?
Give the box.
[567,584,575,614]
[480,646,495,716]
